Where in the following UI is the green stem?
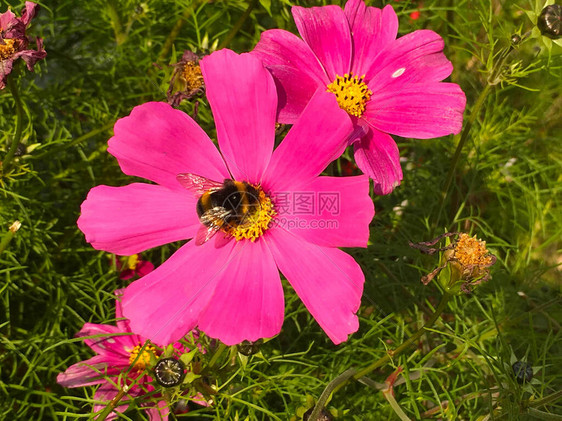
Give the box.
[526,390,562,410]
[107,1,126,45]
[526,408,562,420]
[207,343,227,369]
[95,385,129,421]
[308,293,452,421]
[30,121,115,160]
[158,2,200,63]
[2,77,25,175]
[217,0,258,50]
[433,83,492,233]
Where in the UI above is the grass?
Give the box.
[1,0,561,419]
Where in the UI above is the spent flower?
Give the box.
[252,0,465,194]
[0,1,46,89]
[167,50,205,107]
[410,232,496,294]
[77,49,374,346]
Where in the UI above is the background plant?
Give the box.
[0,0,560,419]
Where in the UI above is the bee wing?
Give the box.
[195,207,232,245]
[177,173,224,196]
[195,225,220,246]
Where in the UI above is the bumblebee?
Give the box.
[177,174,260,244]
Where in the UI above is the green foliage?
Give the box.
[0,0,561,419]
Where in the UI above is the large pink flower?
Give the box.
[252,0,466,194]
[77,49,374,346]
[57,291,170,420]
[0,2,46,89]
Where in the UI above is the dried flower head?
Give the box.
[167,50,205,107]
[512,361,533,384]
[410,232,496,294]
[0,2,46,89]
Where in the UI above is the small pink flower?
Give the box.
[252,0,466,194]
[77,49,374,346]
[57,291,170,420]
[0,2,46,89]
[114,254,155,280]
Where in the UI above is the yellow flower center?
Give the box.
[224,188,276,242]
[181,61,204,92]
[128,343,157,370]
[126,254,139,271]
[454,233,493,268]
[0,38,16,60]
[326,73,372,117]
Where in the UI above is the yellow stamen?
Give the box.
[126,254,139,271]
[454,233,493,268]
[0,39,16,60]
[224,189,276,242]
[326,73,372,117]
[128,344,157,370]
[180,61,204,92]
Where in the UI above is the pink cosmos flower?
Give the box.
[57,291,171,420]
[251,0,466,194]
[0,2,46,89]
[77,49,374,346]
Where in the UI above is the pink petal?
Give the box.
[366,82,466,138]
[145,400,170,421]
[200,49,276,184]
[108,102,230,191]
[262,90,353,193]
[353,127,402,195]
[272,175,373,247]
[344,2,398,75]
[293,4,352,80]
[77,322,137,358]
[21,2,39,26]
[365,30,454,88]
[267,228,364,344]
[78,183,199,255]
[136,260,155,277]
[15,45,47,70]
[93,384,128,420]
[252,29,328,123]
[114,289,139,337]
[0,10,16,30]
[57,355,115,388]
[0,58,14,90]
[198,239,284,345]
[122,240,237,347]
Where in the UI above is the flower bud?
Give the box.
[154,357,186,387]
[512,361,533,384]
[237,339,263,356]
[537,4,562,40]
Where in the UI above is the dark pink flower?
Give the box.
[252,0,466,194]
[115,254,155,280]
[0,2,46,89]
[77,49,374,346]
[57,291,170,420]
